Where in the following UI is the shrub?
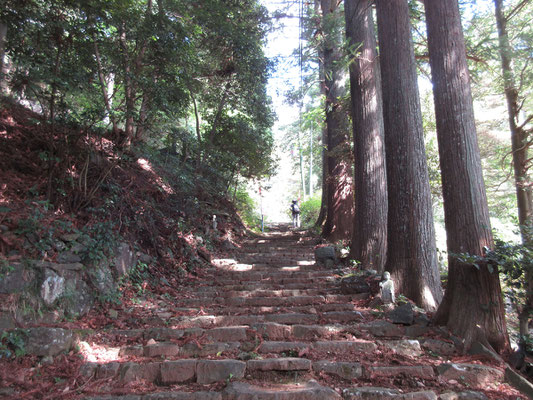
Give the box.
[299,195,321,227]
[234,187,262,230]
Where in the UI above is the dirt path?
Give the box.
[0,224,527,399]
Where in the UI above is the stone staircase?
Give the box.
[30,225,528,399]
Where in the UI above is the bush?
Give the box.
[299,195,321,227]
[235,187,262,230]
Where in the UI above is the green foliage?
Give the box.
[0,260,15,279]
[0,329,27,359]
[1,0,275,196]
[298,195,321,227]
[98,289,122,306]
[484,237,533,309]
[125,261,150,295]
[234,186,262,230]
[81,220,118,263]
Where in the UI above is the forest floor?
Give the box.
[0,223,530,399]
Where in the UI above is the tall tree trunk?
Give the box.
[93,36,118,135]
[316,0,328,228]
[0,22,7,93]
[135,92,150,142]
[118,26,135,149]
[376,0,441,310]
[425,0,509,352]
[321,0,354,241]
[298,127,306,201]
[188,86,202,167]
[309,127,313,197]
[494,0,533,339]
[344,0,387,271]
[316,123,328,227]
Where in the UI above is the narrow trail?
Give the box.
[14,224,525,399]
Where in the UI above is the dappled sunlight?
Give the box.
[137,158,175,195]
[78,341,121,363]
[423,285,438,311]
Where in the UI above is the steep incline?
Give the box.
[3,224,526,399]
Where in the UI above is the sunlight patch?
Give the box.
[78,341,120,363]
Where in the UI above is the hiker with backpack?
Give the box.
[290,199,301,228]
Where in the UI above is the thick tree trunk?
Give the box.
[321,0,354,241]
[376,0,442,311]
[316,13,328,228]
[316,123,328,227]
[94,37,119,135]
[118,27,135,149]
[425,0,509,352]
[494,0,533,338]
[188,86,202,167]
[0,22,7,93]
[344,0,387,271]
[135,92,150,142]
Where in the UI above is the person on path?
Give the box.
[290,199,301,228]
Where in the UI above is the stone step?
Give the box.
[85,392,221,400]
[209,263,343,273]
[176,294,359,308]
[81,358,496,395]
[207,269,340,280]
[237,257,316,265]
[238,248,316,255]
[195,281,340,291]
[168,311,365,329]
[237,250,316,257]
[107,320,435,346]
[82,386,495,400]
[189,287,341,298]
[169,302,362,316]
[116,338,379,360]
[213,275,338,286]
[223,381,341,400]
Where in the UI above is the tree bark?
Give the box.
[188,86,203,167]
[425,0,509,352]
[344,0,387,271]
[0,22,7,93]
[376,0,442,311]
[118,26,135,149]
[321,0,354,241]
[494,0,533,339]
[93,36,119,135]
[316,0,328,228]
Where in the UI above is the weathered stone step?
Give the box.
[213,275,338,286]
[190,287,340,298]
[105,322,358,344]
[177,294,359,308]
[108,320,437,346]
[209,263,344,273]
[81,358,501,394]
[238,250,316,257]
[195,280,340,292]
[237,257,315,265]
[207,269,339,280]
[170,302,362,316]
[85,392,221,400]
[238,248,316,255]
[223,381,341,400]
[343,387,438,399]
[169,311,364,329]
[116,338,378,359]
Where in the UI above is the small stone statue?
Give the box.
[379,271,395,304]
[212,215,218,230]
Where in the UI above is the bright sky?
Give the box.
[252,0,304,223]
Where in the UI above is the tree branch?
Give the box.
[505,0,530,22]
